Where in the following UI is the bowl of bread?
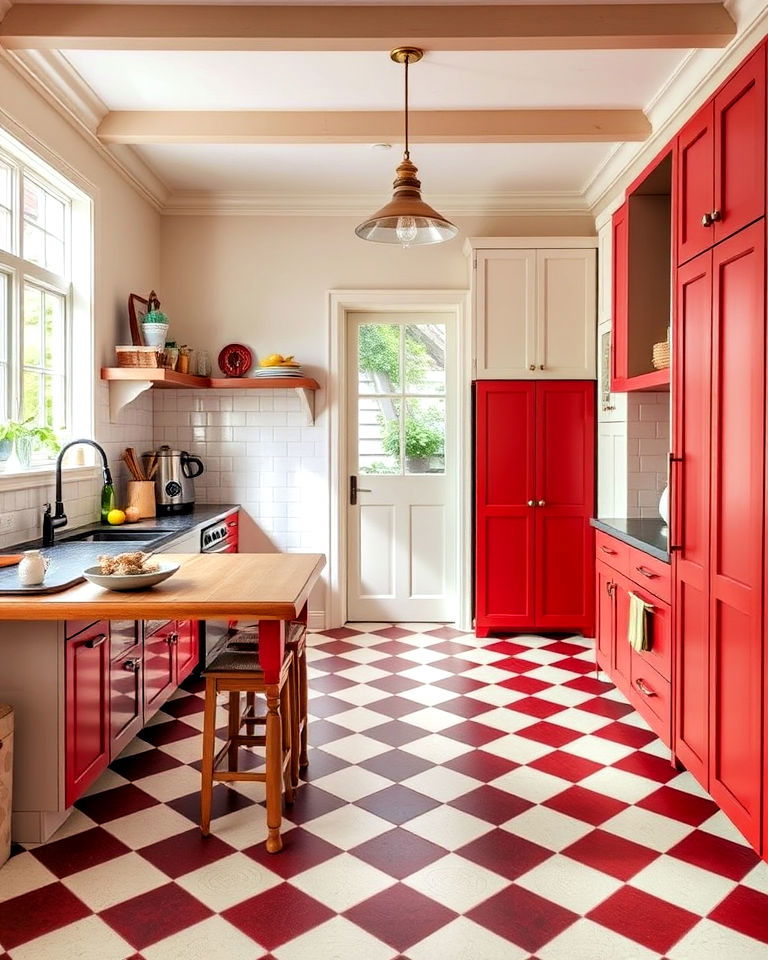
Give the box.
[83,552,180,591]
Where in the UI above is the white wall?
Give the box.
[0,56,160,543]
[159,212,595,621]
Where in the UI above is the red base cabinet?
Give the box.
[475,380,595,636]
[65,621,110,807]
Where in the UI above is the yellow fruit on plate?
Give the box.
[107,509,126,525]
[124,506,141,523]
[260,353,283,367]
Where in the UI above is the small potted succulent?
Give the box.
[141,290,169,349]
[0,417,61,471]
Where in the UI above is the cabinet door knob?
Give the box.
[527,500,535,507]
[537,500,546,507]
[528,364,536,371]
[167,632,179,646]
[123,658,140,673]
[539,364,545,370]
[710,209,722,222]
[701,212,713,227]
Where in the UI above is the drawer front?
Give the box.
[626,587,672,682]
[627,547,671,603]
[629,654,672,747]
[110,620,138,661]
[66,619,100,640]
[595,531,628,573]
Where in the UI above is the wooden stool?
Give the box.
[200,647,294,853]
[227,620,309,788]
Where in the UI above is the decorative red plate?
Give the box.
[217,343,253,378]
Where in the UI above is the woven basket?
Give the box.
[652,341,670,370]
[115,346,160,368]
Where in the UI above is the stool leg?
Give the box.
[244,692,256,726]
[265,683,283,853]
[281,679,294,805]
[289,657,300,788]
[227,691,240,771]
[200,678,218,835]
[299,643,309,769]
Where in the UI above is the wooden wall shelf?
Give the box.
[100,367,320,423]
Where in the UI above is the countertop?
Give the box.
[0,504,238,595]
[590,517,670,563]
[0,552,325,621]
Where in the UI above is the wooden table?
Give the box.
[0,552,326,850]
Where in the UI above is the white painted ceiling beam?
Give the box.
[0,4,736,52]
[97,109,651,145]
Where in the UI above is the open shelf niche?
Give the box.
[101,367,320,424]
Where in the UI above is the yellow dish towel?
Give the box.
[628,592,654,652]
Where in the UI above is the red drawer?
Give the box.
[66,619,101,640]
[626,587,672,682]
[595,531,628,573]
[627,546,671,604]
[629,654,672,747]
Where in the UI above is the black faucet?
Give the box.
[42,439,113,547]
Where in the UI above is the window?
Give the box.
[0,133,90,461]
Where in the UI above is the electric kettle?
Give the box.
[146,445,204,514]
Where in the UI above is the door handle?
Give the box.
[701,212,714,227]
[527,500,535,507]
[350,476,371,505]
[537,500,546,507]
[710,209,722,222]
[85,633,107,649]
[669,453,683,551]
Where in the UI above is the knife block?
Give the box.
[126,481,156,519]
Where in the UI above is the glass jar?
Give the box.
[195,350,212,377]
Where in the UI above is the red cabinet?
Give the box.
[673,221,765,848]
[109,621,142,760]
[676,47,766,265]
[143,620,177,718]
[65,621,110,806]
[475,380,595,635]
[176,619,200,685]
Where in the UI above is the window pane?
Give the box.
[405,323,445,394]
[23,285,43,367]
[23,222,44,266]
[0,272,7,363]
[0,162,10,209]
[0,208,10,254]
[45,235,64,275]
[44,292,65,371]
[45,193,65,239]
[358,323,401,394]
[44,374,66,429]
[404,397,445,474]
[0,363,6,423]
[359,397,400,475]
[22,370,40,422]
[23,178,45,227]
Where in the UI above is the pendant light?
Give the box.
[356,47,458,247]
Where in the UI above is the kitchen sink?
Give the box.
[59,529,173,543]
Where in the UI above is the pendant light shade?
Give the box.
[356,48,457,247]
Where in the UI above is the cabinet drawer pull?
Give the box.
[635,678,657,698]
[636,566,658,579]
[600,545,616,555]
[85,633,107,649]
[123,658,140,673]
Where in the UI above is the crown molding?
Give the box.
[0,47,169,210]
[162,189,590,217]
[585,0,768,217]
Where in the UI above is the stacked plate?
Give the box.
[252,365,305,378]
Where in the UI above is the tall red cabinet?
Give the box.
[475,380,595,637]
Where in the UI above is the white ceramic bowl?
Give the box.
[83,562,180,591]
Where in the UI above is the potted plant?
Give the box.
[382,406,444,473]
[0,418,61,471]
[140,290,169,349]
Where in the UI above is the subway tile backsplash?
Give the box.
[627,391,671,518]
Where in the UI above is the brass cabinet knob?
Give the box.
[528,364,536,371]
[537,500,546,507]
[539,364,545,370]
[702,212,713,227]
[527,500,535,507]
[711,209,722,222]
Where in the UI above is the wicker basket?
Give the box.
[652,341,670,370]
[115,345,160,368]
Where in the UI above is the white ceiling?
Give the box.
[62,49,686,112]
[134,140,614,194]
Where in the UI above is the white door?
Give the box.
[347,312,456,621]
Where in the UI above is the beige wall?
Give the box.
[159,213,594,373]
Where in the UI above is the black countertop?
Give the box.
[0,504,238,595]
[590,517,670,563]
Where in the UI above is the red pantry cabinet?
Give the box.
[475,380,595,636]
[673,220,765,848]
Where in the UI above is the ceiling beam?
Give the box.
[0,4,736,52]
[97,109,651,145]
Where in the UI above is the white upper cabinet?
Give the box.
[469,239,597,380]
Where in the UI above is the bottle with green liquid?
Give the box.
[101,480,115,523]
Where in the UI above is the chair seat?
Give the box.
[205,649,262,673]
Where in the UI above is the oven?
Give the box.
[199,513,240,665]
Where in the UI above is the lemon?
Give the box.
[262,353,284,366]
[107,509,126,525]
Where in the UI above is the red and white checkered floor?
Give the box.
[1,625,767,959]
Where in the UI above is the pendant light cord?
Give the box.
[404,53,410,160]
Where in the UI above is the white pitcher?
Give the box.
[18,550,50,586]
